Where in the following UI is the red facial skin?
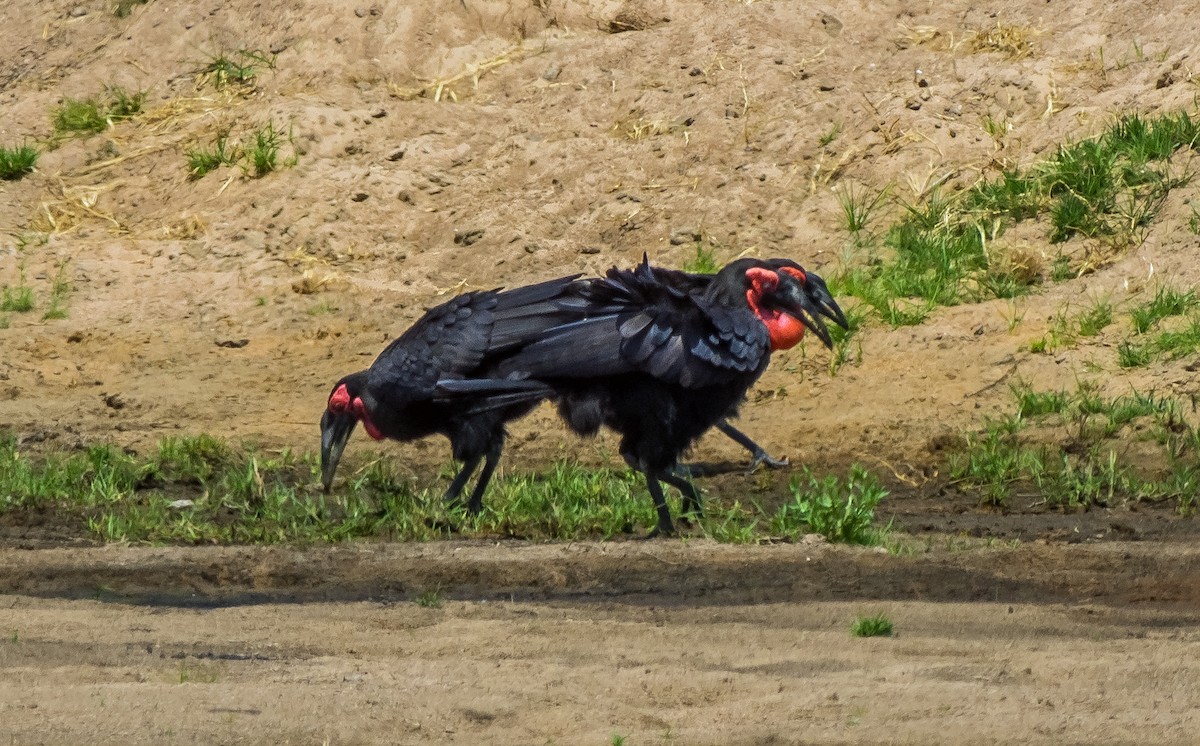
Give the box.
[744,267,808,351]
[329,383,384,440]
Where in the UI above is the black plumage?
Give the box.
[456,256,848,535]
[319,274,580,513]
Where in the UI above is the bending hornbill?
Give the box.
[446,256,847,536]
[319,274,582,513]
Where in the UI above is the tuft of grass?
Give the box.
[186,130,238,179]
[818,122,842,147]
[610,735,627,746]
[773,465,888,544]
[247,121,296,177]
[52,97,107,135]
[1076,298,1113,337]
[835,184,889,238]
[415,589,443,608]
[0,144,39,180]
[201,49,277,90]
[42,260,71,321]
[826,304,867,375]
[1129,286,1198,333]
[682,242,719,274]
[1117,341,1153,368]
[114,0,149,17]
[851,613,894,638]
[51,86,146,137]
[1,284,34,313]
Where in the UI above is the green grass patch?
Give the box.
[0,144,38,180]
[835,184,889,239]
[414,589,443,608]
[851,613,894,638]
[1129,285,1198,333]
[1,284,34,313]
[832,111,1200,327]
[201,49,277,90]
[0,433,886,545]
[52,86,146,137]
[772,465,888,544]
[682,242,719,274]
[186,130,238,179]
[950,382,1199,510]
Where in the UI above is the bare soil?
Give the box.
[3,0,1200,742]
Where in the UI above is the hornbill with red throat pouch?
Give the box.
[319,274,585,513]
[438,255,847,536]
[645,258,842,473]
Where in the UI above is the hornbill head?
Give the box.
[319,370,380,492]
[738,258,849,350]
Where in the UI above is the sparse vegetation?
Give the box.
[2,265,34,314]
[1118,286,1200,367]
[200,49,277,90]
[51,86,146,137]
[0,143,38,180]
[833,111,1200,327]
[951,382,1200,511]
[43,261,72,321]
[851,613,894,638]
[186,130,239,179]
[0,432,891,545]
[185,122,297,179]
[773,465,888,544]
[415,589,443,608]
[835,184,889,238]
[826,304,866,375]
[682,242,719,274]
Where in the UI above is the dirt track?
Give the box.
[2,540,1200,745]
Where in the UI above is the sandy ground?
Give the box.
[4,0,1200,742]
[3,540,1200,745]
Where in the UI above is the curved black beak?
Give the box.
[772,269,848,350]
[320,409,357,492]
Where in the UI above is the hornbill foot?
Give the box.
[747,450,790,473]
[645,520,677,539]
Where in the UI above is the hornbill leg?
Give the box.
[716,419,790,472]
[464,443,502,515]
[443,454,482,506]
[660,469,703,519]
[642,474,677,538]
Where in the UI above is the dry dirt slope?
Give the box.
[0,0,1198,477]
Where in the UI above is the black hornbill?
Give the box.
[319,274,582,513]
[646,258,843,473]
[445,255,848,536]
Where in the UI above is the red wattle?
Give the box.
[329,383,352,412]
[351,397,385,440]
[766,313,807,350]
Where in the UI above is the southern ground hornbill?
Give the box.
[319,274,583,512]
[319,263,823,514]
[440,255,847,535]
